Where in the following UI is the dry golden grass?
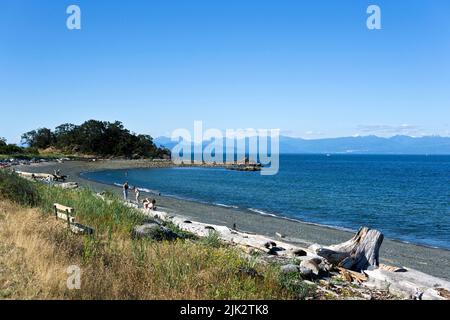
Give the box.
[0,201,74,299]
[0,200,296,300]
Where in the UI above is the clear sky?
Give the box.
[1,0,450,144]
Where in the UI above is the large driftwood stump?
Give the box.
[312,227,384,271]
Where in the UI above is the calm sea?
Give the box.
[81,154,450,249]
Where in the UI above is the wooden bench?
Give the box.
[53,203,94,235]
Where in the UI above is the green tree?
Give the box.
[20,120,170,158]
[76,120,107,154]
[0,137,25,155]
[21,128,55,149]
[54,123,77,150]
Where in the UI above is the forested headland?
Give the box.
[1,120,170,159]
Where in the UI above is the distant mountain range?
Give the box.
[154,135,450,155]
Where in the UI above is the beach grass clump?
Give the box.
[0,170,40,206]
[279,271,317,300]
[36,185,145,236]
[201,230,222,248]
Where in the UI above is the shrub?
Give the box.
[0,170,40,206]
[0,144,24,155]
[278,271,316,299]
[201,230,222,248]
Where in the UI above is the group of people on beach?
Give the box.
[122,182,157,211]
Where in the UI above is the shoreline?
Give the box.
[15,159,450,281]
[78,164,450,252]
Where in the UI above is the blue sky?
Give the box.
[1,0,450,144]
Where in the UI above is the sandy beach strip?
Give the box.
[15,159,450,281]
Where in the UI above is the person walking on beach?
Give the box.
[142,198,157,211]
[150,199,157,211]
[123,182,129,201]
[135,187,140,203]
[143,198,150,210]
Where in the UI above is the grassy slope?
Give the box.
[0,172,314,300]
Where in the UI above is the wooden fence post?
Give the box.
[66,209,70,228]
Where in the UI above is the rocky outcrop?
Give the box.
[132,222,181,241]
[281,257,327,279]
[55,182,78,189]
[228,164,262,172]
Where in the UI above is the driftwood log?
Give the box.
[311,227,384,271]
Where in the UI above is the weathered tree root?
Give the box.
[310,227,384,271]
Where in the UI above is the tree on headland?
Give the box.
[54,123,78,149]
[0,138,24,155]
[21,128,55,149]
[19,120,170,159]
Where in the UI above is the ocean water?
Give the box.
[81,154,450,250]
